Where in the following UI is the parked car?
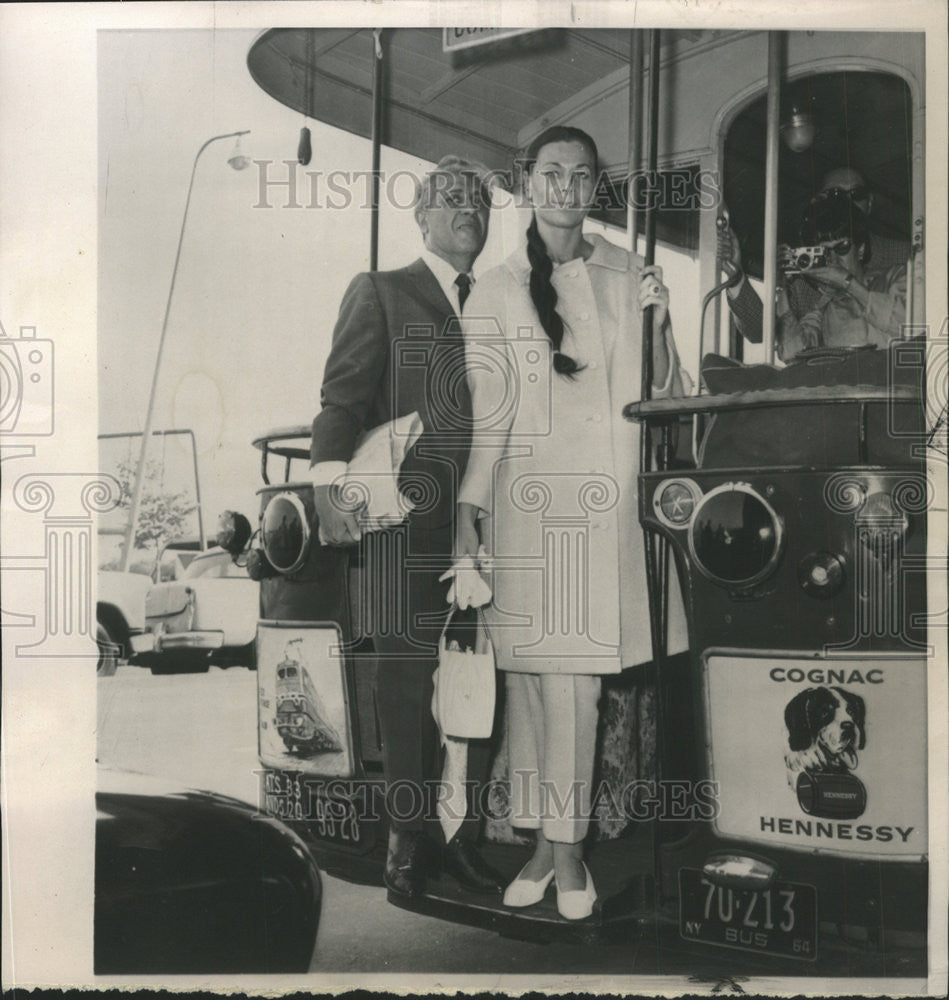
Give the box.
[95,767,322,973]
[96,568,155,675]
[133,512,259,674]
[97,429,207,675]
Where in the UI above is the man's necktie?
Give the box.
[454,272,472,313]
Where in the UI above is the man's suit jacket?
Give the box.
[311,258,472,530]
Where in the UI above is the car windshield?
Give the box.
[181,549,232,579]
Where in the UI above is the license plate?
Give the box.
[261,770,363,846]
[679,867,818,960]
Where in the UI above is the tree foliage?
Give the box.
[115,458,198,565]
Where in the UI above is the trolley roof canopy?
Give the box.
[247,28,696,170]
[247,27,917,259]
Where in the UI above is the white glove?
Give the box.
[474,544,493,575]
[438,552,493,609]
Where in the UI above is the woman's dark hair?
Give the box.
[798,192,872,265]
[522,126,599,378]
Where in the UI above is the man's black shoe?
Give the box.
[442,835,505,894]
[384,831,436,898]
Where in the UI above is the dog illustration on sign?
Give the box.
[274,637,343,756]
[783,685,866,785]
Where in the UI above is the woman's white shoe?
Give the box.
[502,865,555,908]
[555,861,597,920]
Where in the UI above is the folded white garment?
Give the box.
[317,411,423,544]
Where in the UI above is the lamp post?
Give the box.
[120,130,250,572]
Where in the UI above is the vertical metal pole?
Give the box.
[640,28,664,657]
[120,130,249,571]
[634,27,669,922]
[186,430,206,551]
[627,31,644,253]
[762,32,782,361]
[306,31,314,123]
[640,29,661,405]
[641,29,669,645]
[904,253,914,331]
[369,29,384,272]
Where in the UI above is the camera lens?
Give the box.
[796,252,811,270]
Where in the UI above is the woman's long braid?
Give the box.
[526,216,584,378]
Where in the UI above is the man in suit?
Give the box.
[309,156,503,898]
[718,168,910,345]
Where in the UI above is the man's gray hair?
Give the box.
[413,155,494,224]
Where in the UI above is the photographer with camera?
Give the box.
[717,168,909,350]
[773,196,906,361]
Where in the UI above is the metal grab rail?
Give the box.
[252,426,313,485]
[624,383,921,421]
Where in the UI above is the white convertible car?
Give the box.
[134,512,258,674]
[97,511,258,675]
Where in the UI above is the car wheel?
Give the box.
[150,652,211,675]
[96,622,120,677]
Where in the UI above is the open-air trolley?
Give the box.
[244,24,939,975]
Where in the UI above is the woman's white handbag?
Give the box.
[432,605,496,740]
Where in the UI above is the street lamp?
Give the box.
[120,130,251,572]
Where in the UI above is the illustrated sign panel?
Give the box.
[257,623,354,777]
[704,652,928,859]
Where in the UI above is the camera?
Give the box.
[392,317,552,438]
[778,244,829,275]
[0,326,55,436]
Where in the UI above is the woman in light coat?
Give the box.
[456,125,687,920]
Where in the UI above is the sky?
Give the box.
[98,28,425,535]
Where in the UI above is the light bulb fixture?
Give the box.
[298,125,312,166]
[780,105,816,153]
[228,136,251,171]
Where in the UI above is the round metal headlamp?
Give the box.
[688,482,784,588]
[653,478,702,529]
[797,551,846,598]
[261,491,311,575]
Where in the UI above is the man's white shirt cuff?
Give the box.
[309,460,348,488]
